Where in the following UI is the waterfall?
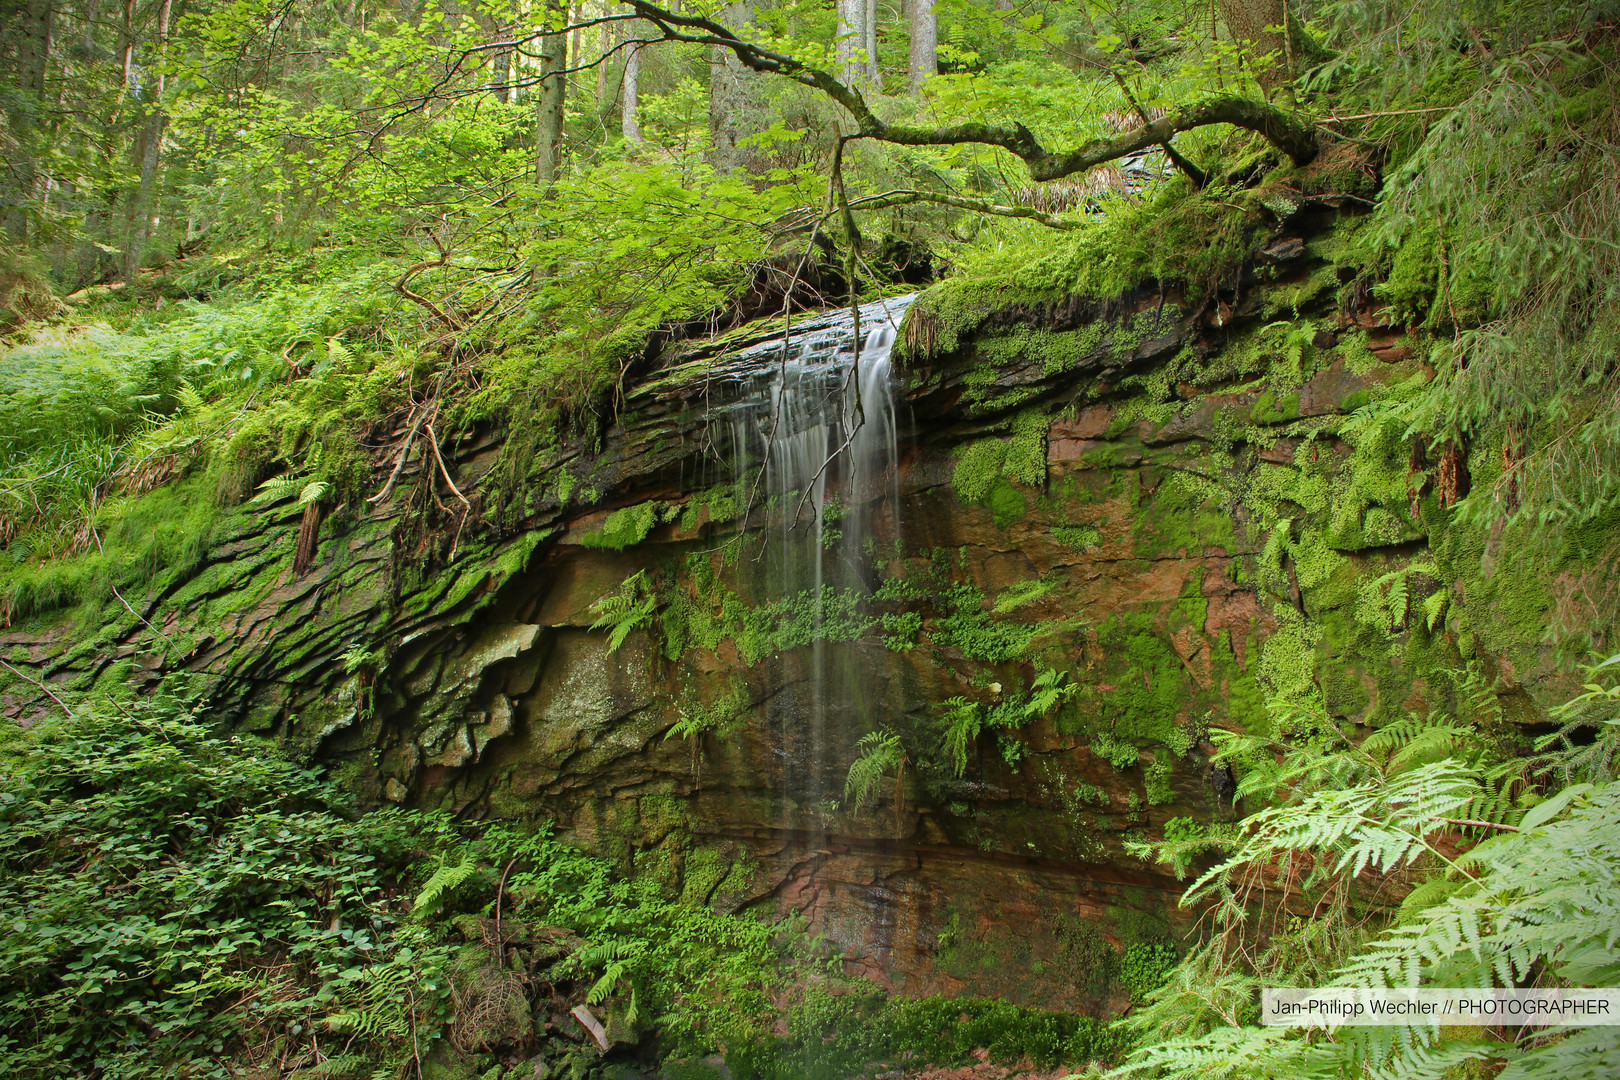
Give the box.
[712,293,914,829]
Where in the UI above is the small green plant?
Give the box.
[249,471,329,509]
[881,610,922,650]
[589,569,659,651]
[936,669,1077,778]
[1119,940,1179,1005]
[1144,753,1175,805]
[1090,731,1139,771]
[666,678,750,745]
[845,730,908,810]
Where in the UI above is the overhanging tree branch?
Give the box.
[620,0,1318,181]
[848,189,1082,229]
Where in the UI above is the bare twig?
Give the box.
[394,226,466,331]
[0,658,74,719]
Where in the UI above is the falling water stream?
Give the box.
[711,293,915,830]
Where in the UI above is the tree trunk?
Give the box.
[491,19,511,104]
[861,0,879,85]
[596,4,610,118]
[8,0,55,242]
[907,0,935,94]
[835,0,862,85]
[708,1,756,171]
[622,38,641,143]
[119,0,134,92]
[122,0,169,287]
[535,0,567,184]
[1217,0,1327,95]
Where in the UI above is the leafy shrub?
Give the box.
[0,684,453,1079]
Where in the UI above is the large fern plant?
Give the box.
[1114,655,1620,1080]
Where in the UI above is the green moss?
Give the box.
[986,478,1027,529]
[1005,410,1048,489]
[951,417,1043,528]
[1143,752,1174,805]
[1250,390,1301,424]
[1257,610,1323,707]
[1089,730,1140,770]
[1052,524,1102,552]
[0,469,222,627]
[493,528,551,579]
[952,440,1008,504]
[678,486,740,531]
[1134,473,1236,557]
[1075,611,1191,745]
[1375,217,1440,325]
[1081,442,1130,469]
[578,501,661,550]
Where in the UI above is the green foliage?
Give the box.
[578,502,662,551]
[1119,941,1179,1006]
[667,678,750,744]
[940,696,986,778]
[0,686,454,1079]
[1085,611,1198,743]
[1143,753,1175,805]
[250,472,330,510]
[1115,654,1620,1080]
[589,569,659,652]
[948,411,1048,526]
[1052,523,1103,551]
[844,730,907,810]
[931,581,1044,662]
[767,987,1127,1080]
[1091,731,1141,771]
[659,557,877,664]
[880,609,923,650]
[953,438,1012,504]
[934,667,1077,778]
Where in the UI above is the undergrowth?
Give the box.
[0,681,1129,1080]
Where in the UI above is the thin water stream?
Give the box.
[710,293,914,828]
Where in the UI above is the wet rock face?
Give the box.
[2,216,1574,1010]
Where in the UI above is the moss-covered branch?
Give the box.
[621,0,1318,180]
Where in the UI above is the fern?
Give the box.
[586,960,629,1005]
[939,697,982,777]
[588,570,658,652]
[1023,666,1078,717]
[1114,660,1620,1080]
[250,473,329,509]
[411,856,480,921]
[845,730,906,809]
[326,336,353,366]
[1537,653,1620,784]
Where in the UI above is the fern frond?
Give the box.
[411,856,479,921]
[588,570,658,652]
[586,960,628,1004]
[939,698,982,778]
[845,730,905,808]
